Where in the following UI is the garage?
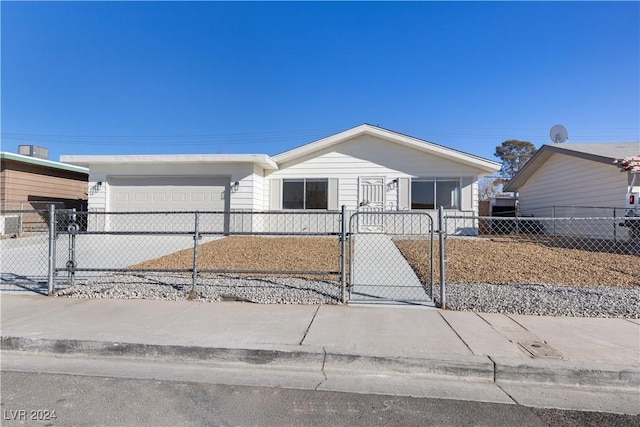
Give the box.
[108,176,230,212]
[104,176,231,232]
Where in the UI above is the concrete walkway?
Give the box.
[0,235,223,293]
[1,295,638,414]
[350,234,432,305]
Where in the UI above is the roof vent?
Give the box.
[18,145,49,160]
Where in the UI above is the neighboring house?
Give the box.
[0,151,89,233]
[61,124,500,233]
[503,142,640,215]
[503,142,640,239]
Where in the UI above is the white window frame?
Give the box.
[282,178,329,210]
[411,178,461,210]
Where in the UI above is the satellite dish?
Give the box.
[550,124,568,143]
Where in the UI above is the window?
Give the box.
[411,179,460,209]
[283,179,328,209]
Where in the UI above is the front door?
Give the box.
[358,177,385,232]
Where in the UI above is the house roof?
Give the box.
[503,142,640,192]
[60,124,501,174]
[273,124,501,173]
[60,154,279,170]
[0,151,89,174]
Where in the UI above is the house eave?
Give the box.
[60,154,279,171]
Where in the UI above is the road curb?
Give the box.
[2,336,638,389]
[0,336,325,370]
[492,356,640,389]
[324,353,494,382]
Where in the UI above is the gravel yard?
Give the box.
[131,236,340,276]
[56,235,640,317]
[395,237,640,288]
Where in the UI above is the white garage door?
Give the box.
[109,176,229,211]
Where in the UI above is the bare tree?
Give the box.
[478,176,502,201]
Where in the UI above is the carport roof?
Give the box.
[1,151,89,174]
[60,154,279,170]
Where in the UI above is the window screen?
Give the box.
[283,179,328,209]
[411,179,460,210]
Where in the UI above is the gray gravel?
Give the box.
[55,273,342,305]
[436,283,640,319]
[55,274,640,318]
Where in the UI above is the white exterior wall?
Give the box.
[85,163,260,212]
[251,164,266,210]
[516,153,634,240]
[265,135,481,212]
[517,153,630,214]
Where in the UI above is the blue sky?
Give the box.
[2,1,639,163]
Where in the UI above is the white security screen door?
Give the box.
[358,177,385,232]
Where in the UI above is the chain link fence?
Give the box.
[439,213,639,305]
[348,212,435,305]
[0,202,59,293]
[52,209,345,287]
[0,218,50,294]
[462,215,640,254]
[3,204,637,303]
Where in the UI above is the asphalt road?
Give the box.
[1,370,637,427]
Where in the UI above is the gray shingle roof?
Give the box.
[544,142,639,160]
[503,142,640,191]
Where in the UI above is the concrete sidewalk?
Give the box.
[350,234,432,304]
[1,295,639,413]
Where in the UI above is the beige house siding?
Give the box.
[0,158,88,233]
[0,159,88,207]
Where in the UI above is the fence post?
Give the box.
[340,205,347,304]
[47,204,56,295]
[430,213,435,298]
[438,206,446,309]
[191,211,200,298]
[19,201,24,236]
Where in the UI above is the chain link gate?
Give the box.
[348,211,435,305]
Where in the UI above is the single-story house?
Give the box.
[503,142,640,239]
[61,124,501,233]
[504,142,640,215]
[0,151,89,234]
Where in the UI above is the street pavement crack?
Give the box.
[299,304,321,345]
[489,355,520,405]
[146,302,203,336]
[314,346,328,391]
[505,314,536,334]
[437,311,474,354]
[494,384,520,406]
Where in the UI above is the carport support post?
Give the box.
[438,206,446,309]
[340,204,347,303]
[47,204,56,296]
